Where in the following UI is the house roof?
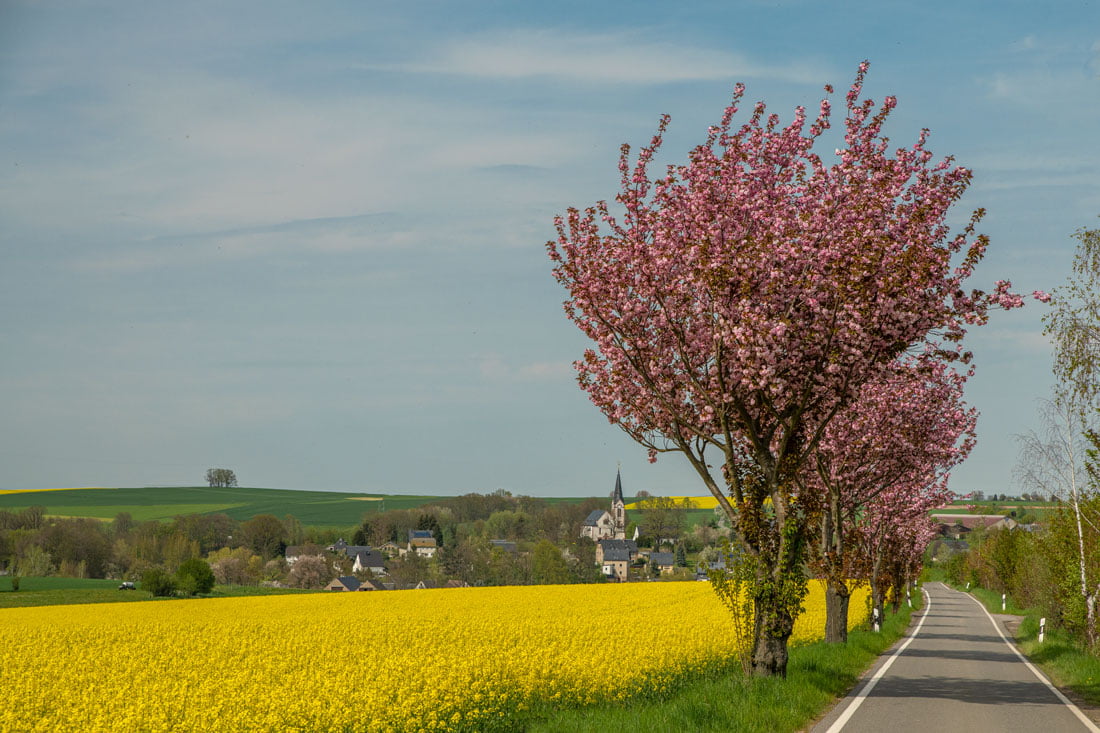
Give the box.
[650,552,675,566]
[408,529,437,547]
[602,546,633,562]
[354,550,386,568]
[583,510,608,526]
[489,539,517,552]
[330,576,361,591]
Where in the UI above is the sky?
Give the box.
[1,1,1098,497]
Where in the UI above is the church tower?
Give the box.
[611,467,627,540]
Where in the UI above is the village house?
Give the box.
[596,538,639,582]
[649,551,675,575]
[407,529,438,558]
[326,576,364,592]
[352,549,387,575]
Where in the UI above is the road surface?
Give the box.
[812,581,1100,732]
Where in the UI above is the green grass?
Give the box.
[0,486,458,526]
[0,575,314,609]
[1016,616,1100,706]
[0,486,610,527]
[527,596,918,732]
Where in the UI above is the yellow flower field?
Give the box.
[624,496,719,510]
[0,581,868,732]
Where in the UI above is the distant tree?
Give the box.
[141,567,177,597]
[205,468,238,488]
[37,518,113,578]
[171,513,235,554]
[206,547,262,585]
[484,510,531,541]
[19,505,46,530]
[636,497,690,549]
[675,543,688,568]
[286,555,332,589]
[175,557,216,596]
[532,540,574,585]
[239,514,288,560]
[18,545,53,577]
[110,512,134,540]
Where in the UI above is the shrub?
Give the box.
[175,558,216,596]
[141,567,177,597]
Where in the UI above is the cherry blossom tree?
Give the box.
[548,62,1030,677]
[804,357,974,643]
[853,480,949,624]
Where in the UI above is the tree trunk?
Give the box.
[751,595,795,677]
[825,579,851,643]
[1086,591,1097,650]
[870,581,885,631]
[890,576,903,614]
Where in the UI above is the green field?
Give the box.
[0,575,313,609]
[0,486,451,527]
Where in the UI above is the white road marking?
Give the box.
[824,586,933,733]
[962,590,1100,733]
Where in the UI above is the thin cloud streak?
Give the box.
[364,29,830,85]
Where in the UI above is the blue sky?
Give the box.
[1,1,1098,497]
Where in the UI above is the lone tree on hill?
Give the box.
[205,468,238,488]
[548,61,1039,677]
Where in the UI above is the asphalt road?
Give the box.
[812,582,1100,732]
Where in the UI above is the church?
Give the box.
[580,469,627,541]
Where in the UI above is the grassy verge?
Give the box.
[526,595,918,732]
[1015,616,1100,706]
[0,576,314,609]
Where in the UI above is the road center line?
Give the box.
[823,586,933,733]
[962,590,1100,733]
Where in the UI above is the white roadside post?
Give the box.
[873,607,881,633]
[1040,618,1047,644]
[1002,593,1007,612]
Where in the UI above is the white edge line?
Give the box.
[823,586,933,733]
[964,590,1100,733]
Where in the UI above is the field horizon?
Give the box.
[0,485,620,527]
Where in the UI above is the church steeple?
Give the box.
[611,466,626,540]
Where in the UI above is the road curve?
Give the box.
[812,581,1100,732]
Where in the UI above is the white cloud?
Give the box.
[478,355,573,382]
[366,29,827,85]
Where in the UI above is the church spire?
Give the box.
[611,466,626,540]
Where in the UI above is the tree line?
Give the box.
[0,489,729,592]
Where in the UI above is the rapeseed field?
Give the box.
[0,581,868,732]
